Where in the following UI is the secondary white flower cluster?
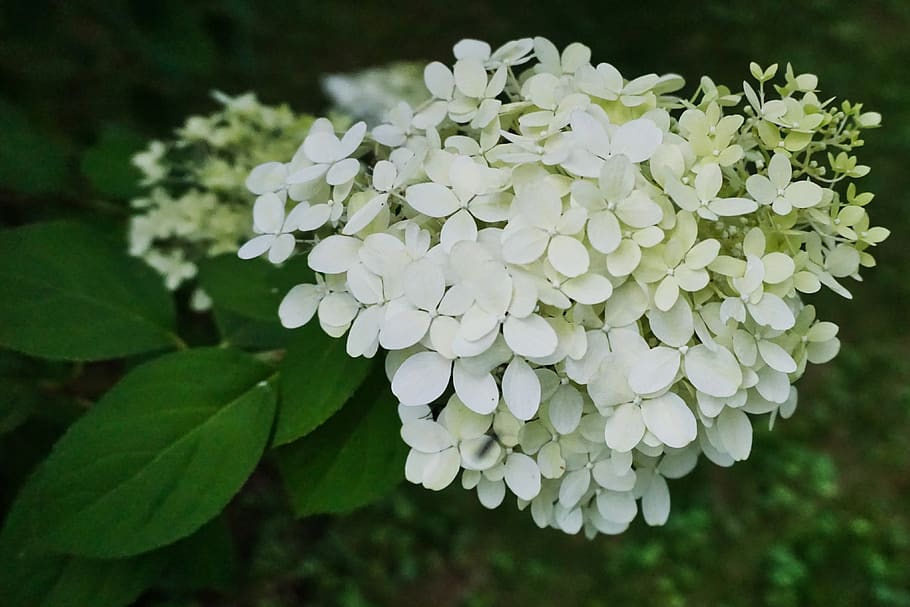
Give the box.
[128,91,319,306]
[241,38,888,537]
[321,61,429,126]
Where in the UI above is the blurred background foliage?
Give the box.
[0,1,908,605]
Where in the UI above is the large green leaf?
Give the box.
[1,347,276,559]
[198,253,314,322]
[213,306,292,351]
[0,552,165,607]
[276,366,406,516]
[273,323,373,446]
[0,221,178,360]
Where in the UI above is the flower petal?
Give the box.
[504,453,542,500]
[392,351,453,406]
[502,356,541,420]
[640,392,697,448]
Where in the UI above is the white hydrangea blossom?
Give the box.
[242,40,888,537]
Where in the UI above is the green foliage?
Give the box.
[0,99,69,196]
[198,253,314,322]
[0,221,178,360]
[277,367,408,516]
[81,124,146,200]
[0,551,166,607]
[274,324,373,446]
[0,348,276,559]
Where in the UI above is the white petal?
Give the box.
[502,357,541,420]
[278,284,322,328]
[295,203,333,232]
[628,347,680,395]
[684,344,743,398]
[503,314,558,358]
[453,57,488,98]
[758,340,798,373]
[392,351,453,406]
[460,437,501,472]
[548,384,583,434]
[308,235,362,274]
[616,191,663,228]
[640,393,697,448]
[380,310,432,350]
[404,259,445,311]
[504,453,542,500]
[343,194,388,235]
[346,305,383,357]
[647,296,693,347]
[641,473,670,526]
[709,196,758,217]
[748,293,795,330]
[476,477,506,508]
[401,419,454,452]
[372,124,405,147]
[326,158,360,186]
[558,469,591,508]
[422,448,461,490]
[592,461,637,491]
[303,131,341,164]
[611,119,662,163]
[253,192,286,233]
[405,182,461,217]
[267,233,296,264]
[547,235,590,277]
[246,162,287,195]
[561,273,613,305]
[603,403,646,452]
[502,227,549,264]
[237,234,274,260]
[337,121,367,158]
[716,407,752,461]
[596,490,637,524]
[453,364,499,415]
[453,38,491,60]
[440,208,478,252]
[424,61,455,99]
[317,292,359,327]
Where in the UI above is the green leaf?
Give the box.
[198,253,314,322]
[157,516,235,593]
[0,382,38,435]
[2,347,276,559]
[273,323,372,446]
[213,306,292,351]
[0,99,69,196]
[0,221,179,360]
[81,124,145,200]
[0,552,165,607]
[276,365,406,516]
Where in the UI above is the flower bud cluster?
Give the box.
[128,91,318,306]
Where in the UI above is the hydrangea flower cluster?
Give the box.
[241,38,888,537]
[128,91,319,305]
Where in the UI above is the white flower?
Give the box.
[288,119,367,186]
[238,38,887,538]
[237,193,307,263]
[746,152,824,215]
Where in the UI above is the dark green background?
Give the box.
[1,1,908,605]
